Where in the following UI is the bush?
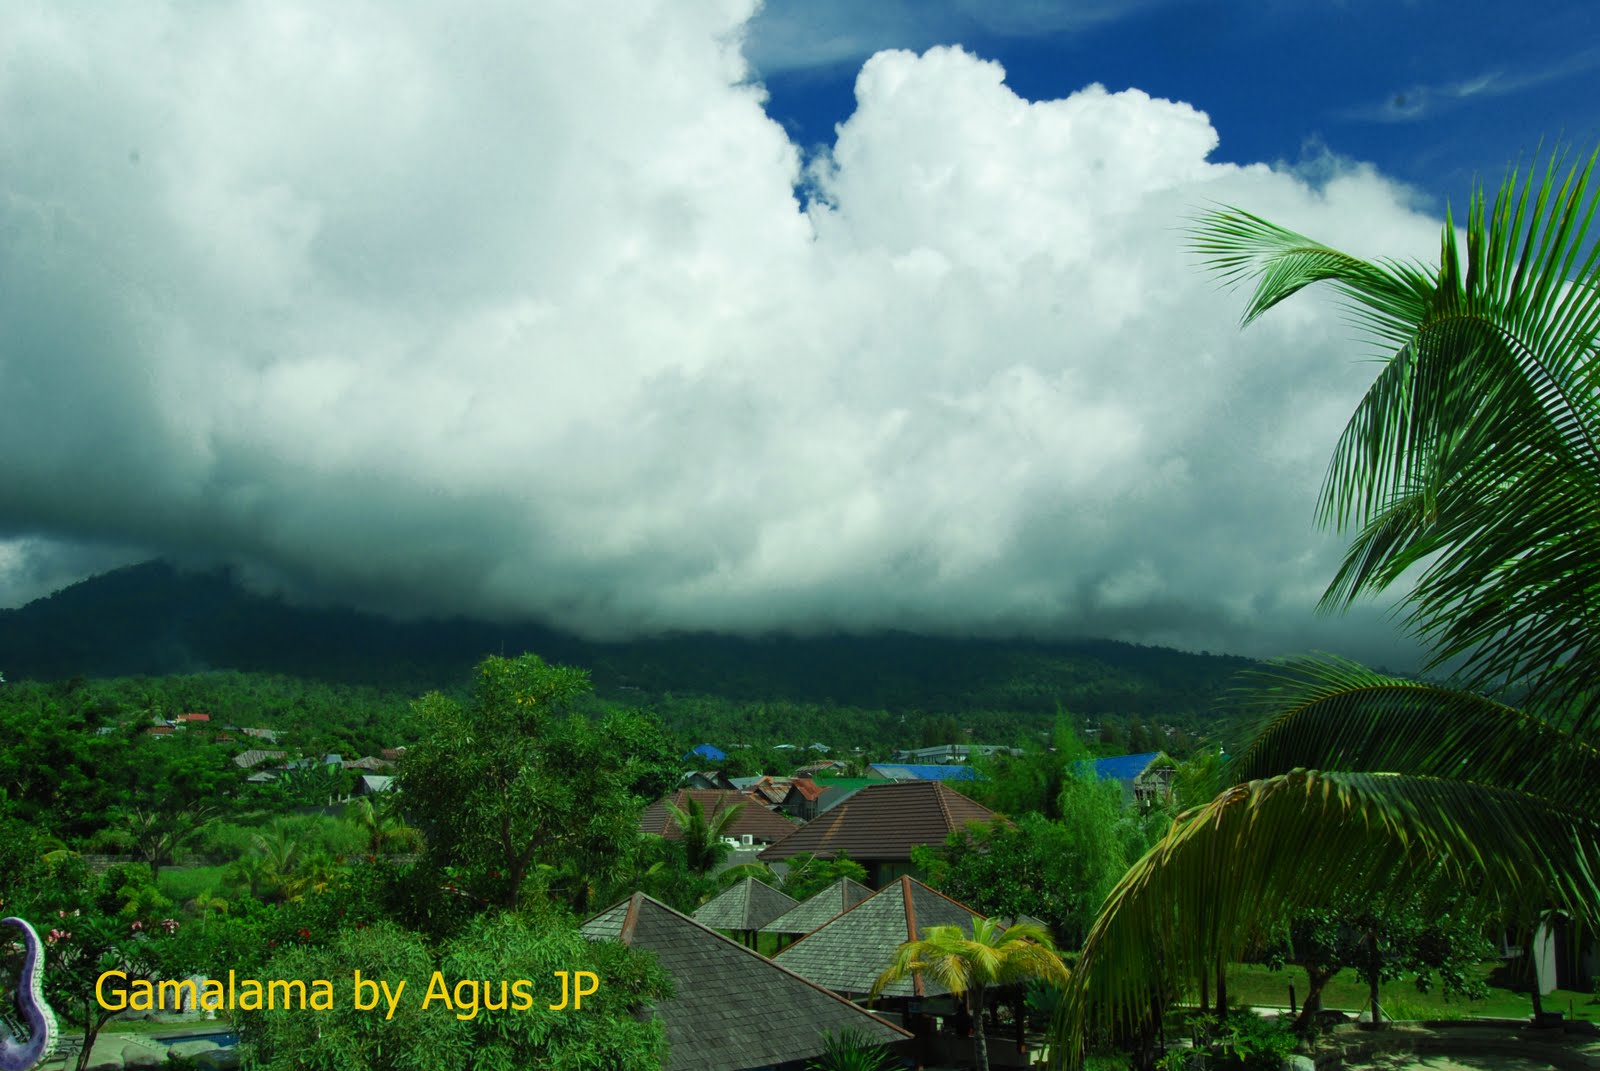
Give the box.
[1217,1010,1295,1071]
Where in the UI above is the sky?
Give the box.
[2,0,1595,669]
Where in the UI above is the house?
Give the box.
[356,775,395,796]
[745,776,795,807]
[890,744,1023,763]
[773,876,983,998]
[145,726,175,737]
[342,756,395,772]
[175,712,211,725]
[775,778,825,821]
[758,780,1000,887]
[241,727,280,743]
[681,770,738,791]
[582,892,910,1071]
[793,760,847,778]
[1081,751,1175,809]
[379,747,407,762]
[759,877,874,939]
[692,878,800,945]
[867,763,981,782]
[684,743,727,763]
[641,790,799,847]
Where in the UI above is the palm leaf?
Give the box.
[1053,768,1600,1067]
[1192,145,1600,729]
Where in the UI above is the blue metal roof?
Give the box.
[1082,752,1163,782]
[868,763,981,781]
[684,743,727,762]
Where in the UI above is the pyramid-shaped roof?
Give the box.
[772,876,985,998]
[582,893,909,1071]
[758,779,998,863]
[760,877,875,936]
[693,878,800,932]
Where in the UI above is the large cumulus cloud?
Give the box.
[0,1,1441,665]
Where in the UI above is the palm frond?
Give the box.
[1193,145,1600,729]
[1053,768,1600,1067]
[1226,656,1600,812]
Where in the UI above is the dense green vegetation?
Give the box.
[0,560,1254,752]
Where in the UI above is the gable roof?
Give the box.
[231,748,287,769]
[582,893,909,1071]
[758,780,998,863]
[783,778,825,803]
[760,878,875,936]
[772,876,985,998]
[685,743,727,762]
[641,790,799,844]
[692,878,800,932]
[868,763,980,781]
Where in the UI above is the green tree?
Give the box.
[400,653,676,910]
[118,802,215,878]
[872,917,1069,1071]
[1056,147,1600,1065]
[664,796,746,875]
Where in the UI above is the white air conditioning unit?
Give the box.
[741,834,754,847]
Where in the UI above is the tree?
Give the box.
[664,796,746,875]
[1055,146,1600,1066]
[399,653,676,911]
[118,802,215,878]
[872,918,1069,1071]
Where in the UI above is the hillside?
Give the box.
[0,561,1256,722]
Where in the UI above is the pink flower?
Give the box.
[131,920,143,932]
[46,929,69,945]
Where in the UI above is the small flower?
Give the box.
[131,920,143,932]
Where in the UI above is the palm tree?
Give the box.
[873,918,1069,1071]
[665,796,746,875]
[1054,145,1600,1066]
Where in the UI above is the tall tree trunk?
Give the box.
[1215,961,1228,1018]
[972,986,990,1071]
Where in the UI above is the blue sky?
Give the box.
[749,0,1600,212]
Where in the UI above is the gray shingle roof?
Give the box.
[760,878,875,936]
[581,893,910,1071]
[693,878,800,932]
[772,876,985,998]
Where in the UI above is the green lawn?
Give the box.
[1221,962,1600,1023]
[156,863,236,904]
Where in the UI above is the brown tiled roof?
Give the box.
[641,790,799,844]
[757,780,998,863]
[772,876,985,998]
[582,893,910,1071]
[379,747,407,762]
[693,878,799,932]
[760,878,875,936]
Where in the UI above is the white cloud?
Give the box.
[0,4,1443,666]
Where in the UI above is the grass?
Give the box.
[157,864,236,904]
[1219,962,1600,1023]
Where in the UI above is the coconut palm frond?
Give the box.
[1055,767,1600,1067]
[1195,145,1600,730]
[1227,656,1600,808]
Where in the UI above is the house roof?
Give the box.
[772,876,985,998]
[759,878,875,936]
[232,748,287,769]
[757,780,998,863]
[868,763,981,781]
[582,892,909,1071]
[783,778,825,803]
[692,878,800,932]
[343,755,394,771]
[1083,752,1164,783]
[641,790,799,844]
[358,775,395,794]
[176,712,210,723]
[685,743,727,762]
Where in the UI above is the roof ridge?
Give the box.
[933,779,956,830]
[601,892,911,1040]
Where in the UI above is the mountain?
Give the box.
[0,561,1256,719]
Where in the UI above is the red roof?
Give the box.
[145,726,175,736]
[641,790,800,844]
[177,712,211,723]
[759,780,998,863]
[785,777,825,802]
